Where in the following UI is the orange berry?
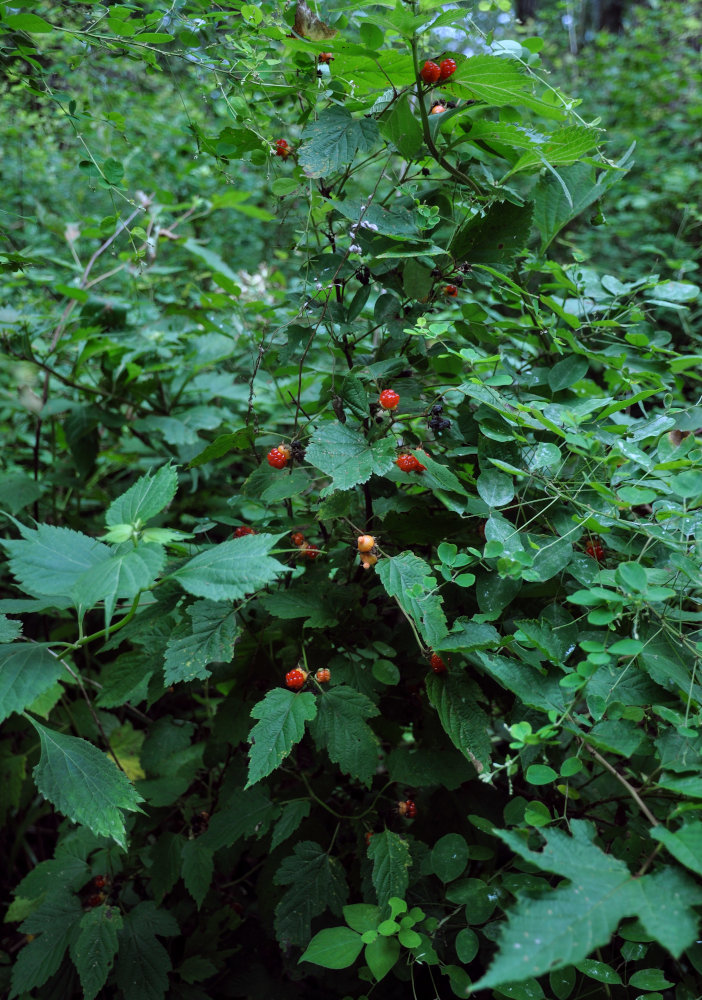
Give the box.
[357,534,376,552]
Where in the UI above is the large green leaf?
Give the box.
[452,55,566,116]
[299,926,363,969]
[10,892,83,998]
[114,902,178,1000]
[533,158,629,251]
[163,599,239,684]
[246,689,317,787]
[201,786,279,850]
[378,92,423,159]
[425,673,491,771]
[71,544,165,624]
[377,552,448,648]
[309,685,380,787]
[2,522,111,599]
[181,839,214,909]
[28,719,144,849]
[173,533,288,601]
[651,823,702,877]
[447,201,534,271]
[368,830,411,908]
[298,106,379,178]
[306,423,396,495]
[274,841,348,946]
[0,644,65,723]
[70,905,123,1000]
[105,465,178,528]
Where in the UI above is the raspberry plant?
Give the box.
[1,2,701,999]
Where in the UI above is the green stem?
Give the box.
[56,591,143,659]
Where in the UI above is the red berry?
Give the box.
[379,389,400,410]
[444,284,458,297]
[398,799,417,818]
[92,875,108,889]
[85,893,105,908]
[267,448,288,469]
[430,104,446,115]
[420,61,441,85]
[285,668,308,691]
[318,52,333,64]
[291,532,306,546]
[275,139,292,159]
[300,543,320,560]
[315,668,331,683]
[430,653,447,674]
[585,539,605,561]
[365,831,374,846]
[396,453,426,473]
[234,526,256,538]
[439,58,457,80]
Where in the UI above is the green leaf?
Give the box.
[309,685,380,787]
[71,905,123,1000]
[28,718,143,849]
[2,522,111,599]
[651,823,702,877]
[431,833,469,883]
[299,926,363,968]
[343,902,381,934]
[365,934,401,980]
[201,786,279,849]
[426,673,491,771]
[526,765,558,785]
[477,468,514,508]
[173,533,288,601]
[0,644,65,723]
[0,613,21,642]
[246,689,317,787]
[533,158,627,251]
[106,465,178,527]
[180,839,214,909]
[628,969,674,990]
[448,201,534,271]
[163,599,239,684]
[377,552,448,648]
[298,106,379,178]
[379,93,423,159]
[306,423,395,495]
[549,966,576,1000]
[575,959,621,984]
[509,125,600,175]
[3,12,54,31]
[115,902,178,1000]
[10,892,83,998]
[270,799,312,851]
[455,928,479,964]
[452,54,565,114]
[274,841,348,947]
[368,830,411,907]
[71,544,165,624]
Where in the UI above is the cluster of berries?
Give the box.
[397,799,417,818]
[420,58,457,85]
[233,525,256,538]
[274,138,293,159]
[357,533,378,570]
[428,402,451,435]
[292,530,319,560]
[285,667,330,690]
[267,441,305,469]
[585,538,605,561]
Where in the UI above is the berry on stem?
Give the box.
[430,103,446,115]
[291,532,306,547]
[277,443,293,460]
[267,448,288,469]
[359,552,378,570]
[585,539,605,561]
[396,453,426,473]
[357,534,376,553]
[379,388,400,410]
[430,653,447,674]
[318,52,333,64]
[285,668,308,691]
[439,57,457,80]
[398,799,417,818]
[420,60,441,85]
[234,526,256,538]
[444,284,458,297]
[275,139,292,159]
[315,668,331,683]
[300,542,320,560]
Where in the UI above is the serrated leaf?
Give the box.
[651,823,702,877]
[173,533,288,601]
[96,651,153,709]
[246,689,317,787]
[426,673,491,772]
[115,902,178,1000]
[306,423,395,495]
[368,830,411,908]
[448,201,533,271]
[309,686,380,787]
[533,159,626,252]
[0,643,65,723]
[28,718,143,849]
[299,926,363,968]
[452,55,564,115]
[10,892,83,998]
[106,465,178,527]
[270,799,312,851]
[0,613,22,641]
[201,786,279,850]
[377,552,448,648]
[71,905,123,1000]
[299,106,379,178]
[274,841,348,946]
[181,839,214,909]
[163,599,239,684]
[2,522,111,599]
[379,93,423,159]
[260,582,350,628]
[71,544,165,625]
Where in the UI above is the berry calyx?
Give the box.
[300,542,320,560]
[430,653,447,674]
[439,57,457,80]
[430,103,446,115]
[234,526,256,538]
[357,534,376,553]
[379,388,400,410]
[291,532,306,547]
[267,447,288,469]
[398,799,417,818]
[285,668,308,691]
[585,539,605,561]
[396,453,426,473]
[315,668,331,683]
[318,52,333,64]
[444,284,458,297]
[420,60,441,85]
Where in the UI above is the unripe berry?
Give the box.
[300,543,320,560]
[398,799,417,818]
[357,534,376,553]
[430,104,446,115]
[444,284,458,297]
[359,552,378,570]
[315,668,331,683]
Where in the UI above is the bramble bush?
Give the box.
[1,2,702,999]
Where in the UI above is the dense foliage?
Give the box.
[1,2,701,999]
